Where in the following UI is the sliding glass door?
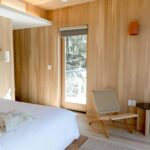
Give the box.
[62,34,87,111]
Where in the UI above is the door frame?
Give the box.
[61,37,87,112]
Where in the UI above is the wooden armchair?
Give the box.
[89,89,138,138]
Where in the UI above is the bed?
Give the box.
[0,99,80,150]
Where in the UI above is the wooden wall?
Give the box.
[14,0,150,115]
[25,2,48,18]
[0,16,15,99]
[14,27,52,105]
[0,2,48,101]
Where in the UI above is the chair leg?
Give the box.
[124,119,133,134]
[100,121,110,138]
[89,119,99,125]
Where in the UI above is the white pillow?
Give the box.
[0,111,34,132]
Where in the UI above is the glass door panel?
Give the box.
[62,35,87,111]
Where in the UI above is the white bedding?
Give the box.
[0,99,80,150]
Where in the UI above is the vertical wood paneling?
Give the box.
[14,27,52,105]
[25,2,48,19]
[14,0,150,117]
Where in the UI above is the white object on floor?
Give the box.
[0,99,79,150]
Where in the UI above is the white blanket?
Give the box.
[0,99,80,150]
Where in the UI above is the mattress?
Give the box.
[0,99,80,150]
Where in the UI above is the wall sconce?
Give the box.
[128,21,140,35]
[0,51,10,63]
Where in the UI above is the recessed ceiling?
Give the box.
[22,0,96,10]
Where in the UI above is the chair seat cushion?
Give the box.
[99,113,138,121]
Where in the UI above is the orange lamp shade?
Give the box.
[128,21,139,35]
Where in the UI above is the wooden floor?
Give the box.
[77,113,150,150]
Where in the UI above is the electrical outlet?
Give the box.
[128,100,132,106]
[132,100,136,106]
[128,99,136,106]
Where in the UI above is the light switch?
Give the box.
[47,65,52,71]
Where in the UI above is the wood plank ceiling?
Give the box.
[21,0,96,10]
